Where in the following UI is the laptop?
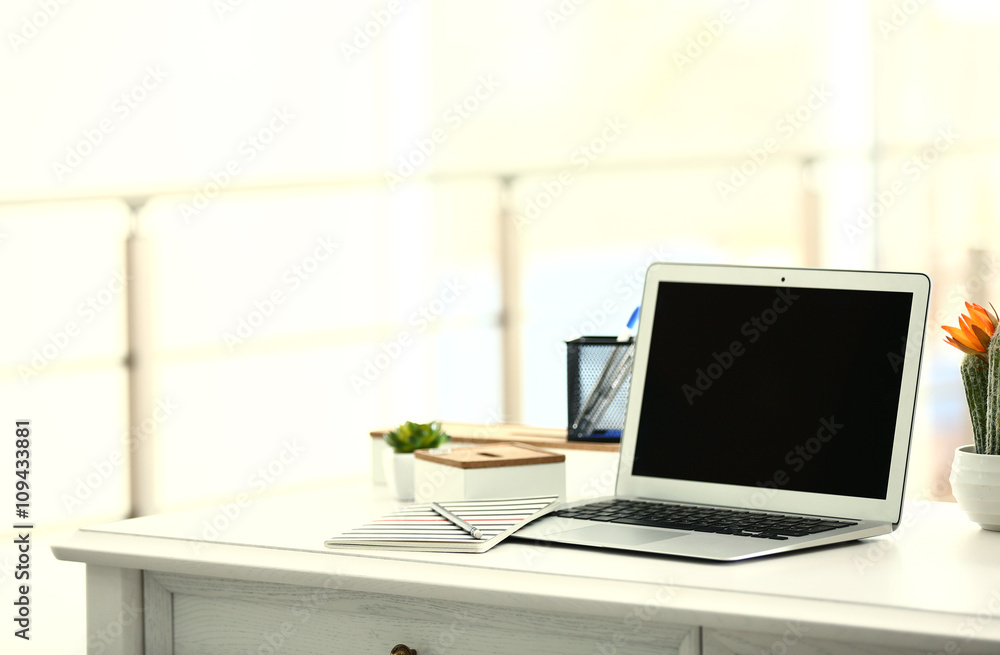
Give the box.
[516,262,931,561]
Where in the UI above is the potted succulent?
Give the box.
[943,302,1000,529]
[382,421,450,500]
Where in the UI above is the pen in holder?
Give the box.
[566,336,634,442]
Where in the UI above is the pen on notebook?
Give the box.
[430,501,484,540]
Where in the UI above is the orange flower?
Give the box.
[943,302,999,360]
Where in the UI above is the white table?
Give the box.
[53,478,1000,654]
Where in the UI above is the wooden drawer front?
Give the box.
[151,572,699,655]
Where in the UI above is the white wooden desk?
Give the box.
[53,478,1000,654]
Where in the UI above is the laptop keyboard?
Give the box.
[555,499,858,541]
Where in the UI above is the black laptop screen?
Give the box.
[631,281,913,500]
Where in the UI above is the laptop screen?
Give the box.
[631,281,913,500]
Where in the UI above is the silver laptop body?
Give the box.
[516,263,930,561]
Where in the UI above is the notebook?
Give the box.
[515,263,930,561]
[324,496,559,553]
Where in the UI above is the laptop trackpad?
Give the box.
[557,524,686,546]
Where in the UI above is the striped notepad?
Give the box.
[324,496,560,553]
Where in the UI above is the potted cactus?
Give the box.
[382,421,450,500]
[943,302,1000,529]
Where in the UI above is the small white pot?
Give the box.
[383,450,415,500]
[949,444,1000,531]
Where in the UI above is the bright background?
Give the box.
[2,0,1000,651]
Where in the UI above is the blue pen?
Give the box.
[619,307,640,341]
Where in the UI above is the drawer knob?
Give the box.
[390,645,417,655]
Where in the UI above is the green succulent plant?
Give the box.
[384,421,451,454]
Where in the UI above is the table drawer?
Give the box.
[703,626,993,655]
[149,572,699,655]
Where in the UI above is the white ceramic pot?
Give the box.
[949,444,1000,531]
[382,449,415,500]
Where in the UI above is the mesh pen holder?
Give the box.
[566,336,633,442]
